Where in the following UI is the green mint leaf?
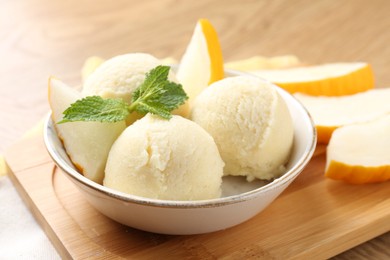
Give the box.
[58,65,188,124]
[132,65,170,101]
[58,96,129,123]
[154,81,188,111]
[135,101,172,119]
[130,65,188,118]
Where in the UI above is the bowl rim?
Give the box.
[44,72,317,209]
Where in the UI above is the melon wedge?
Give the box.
[81,56,104,82]
[325,115,390,184]
[48,77,126,183]
[176,18,224,104]
[252,62,374,96]
[294,88,390,143]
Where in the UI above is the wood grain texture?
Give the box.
[1,0,389,258]
[5,130,390,259]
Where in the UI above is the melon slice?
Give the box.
[48,77,126,183]
[225,55,301,70]
[81,56,104,82]
[294,88,390,143]
[252,62,374,96]
[176,18,224,104]
[325,115,390,184]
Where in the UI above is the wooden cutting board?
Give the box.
[5,125,390,259]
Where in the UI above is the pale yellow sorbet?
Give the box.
[104,114,224,200]
[82,53,172,103]
[191,76,294,181]
[82,53,189,122]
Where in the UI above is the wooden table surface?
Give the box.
[1,0,389,258]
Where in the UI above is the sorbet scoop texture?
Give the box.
[103,114,224,200]
[82,53,173,103]
[82,53,189,121]
[191,76,294,181]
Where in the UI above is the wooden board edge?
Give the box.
[7,164,73,260]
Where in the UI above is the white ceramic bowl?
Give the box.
[44,71,316,235]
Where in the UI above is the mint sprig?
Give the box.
[58,65,188,124]
[59,96,130,123]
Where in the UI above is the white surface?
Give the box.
[0,176,60,259]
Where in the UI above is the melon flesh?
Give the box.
[48,77,126,184]
[325,115,390,184]
[294,88,390,143]
[253,62,374,96]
